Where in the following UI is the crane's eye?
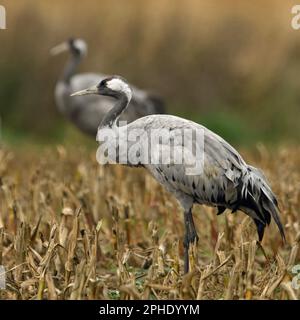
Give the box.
[98,80,106,88]
[68,38,74,46]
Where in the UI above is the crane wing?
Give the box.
[126,114,246,208]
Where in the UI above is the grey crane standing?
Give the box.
[71,76,285,274]
[51,38,165,136]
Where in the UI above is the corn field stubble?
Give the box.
[0,145,299,300]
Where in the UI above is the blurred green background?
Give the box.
[0,0,300,147]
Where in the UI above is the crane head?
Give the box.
[50,38,87,57]
[71,76,132,101]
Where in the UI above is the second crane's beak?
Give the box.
[70,85,99,97]
[50,42,69,56]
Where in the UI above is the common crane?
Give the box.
[51,38,165,136]
[71,76,285,273]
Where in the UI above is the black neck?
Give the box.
[61,53,82,84]
[100,94,129,129]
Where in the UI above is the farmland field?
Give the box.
[0,144,299,300]
[1,0,300,304]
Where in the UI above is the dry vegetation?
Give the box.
[0,145,299,300]
[0,0,299,301]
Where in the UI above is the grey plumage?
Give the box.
[52,38,165,136]
[71,76,285,273]
[128,115,285,240]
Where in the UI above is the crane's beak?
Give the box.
[50,42,69,56]
[70,85,99,97]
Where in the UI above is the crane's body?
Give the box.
[52,39,165,136]
[71,76,285,273]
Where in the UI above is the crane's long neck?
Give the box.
[100,94,130,129]
[62,53,81,84]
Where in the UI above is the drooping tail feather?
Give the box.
[240,165,285,241]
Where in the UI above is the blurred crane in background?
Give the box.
[51,38,165,136]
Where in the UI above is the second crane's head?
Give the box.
[71,76,133,101]
[51,38,87,58]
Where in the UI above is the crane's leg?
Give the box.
[183,209,199,273]
[183,212,190,274]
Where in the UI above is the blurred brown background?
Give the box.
[0,0,300,145]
